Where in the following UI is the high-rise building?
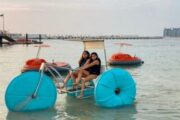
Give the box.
[163,28,180,37]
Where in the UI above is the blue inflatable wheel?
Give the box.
[95,68,136,108]
[5,71,57,112]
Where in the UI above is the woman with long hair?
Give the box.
[75,52,101,98]
[59,50,90,89]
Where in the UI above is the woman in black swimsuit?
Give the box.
[75,52,101,98]
[59,50,90,89]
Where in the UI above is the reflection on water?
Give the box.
[57,95,137,120]
[6,108,58,120]
[6,95,137,120]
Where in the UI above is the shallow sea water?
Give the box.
[0,38,180,120]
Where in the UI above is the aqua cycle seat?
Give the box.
[66,78,94,97]
[65,65,105,97]
[94,68,136,108]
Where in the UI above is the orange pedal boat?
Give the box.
[22,58,71,74]
[108,43,144,66]
[108,53,144,65]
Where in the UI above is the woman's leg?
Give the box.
[70,70,79,81]
[75,70,89,85]
[70,72,79,89]
[57,72,71,93]
[64,72,71,84]
[59,71,71,89]
[78,74,97,98]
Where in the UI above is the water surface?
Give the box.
[1,39,180,120]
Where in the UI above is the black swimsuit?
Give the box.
[88,58,101,75]
[79,58,88,67]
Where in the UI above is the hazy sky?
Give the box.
[0,0,180,36]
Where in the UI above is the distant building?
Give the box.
[164,28,180,37]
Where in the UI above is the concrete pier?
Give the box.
[0,33,43,46]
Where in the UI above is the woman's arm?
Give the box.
[83,59,90,66]
[80,60,99,70]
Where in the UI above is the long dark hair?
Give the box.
[90,52,99,62]
[79,50,90,67]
